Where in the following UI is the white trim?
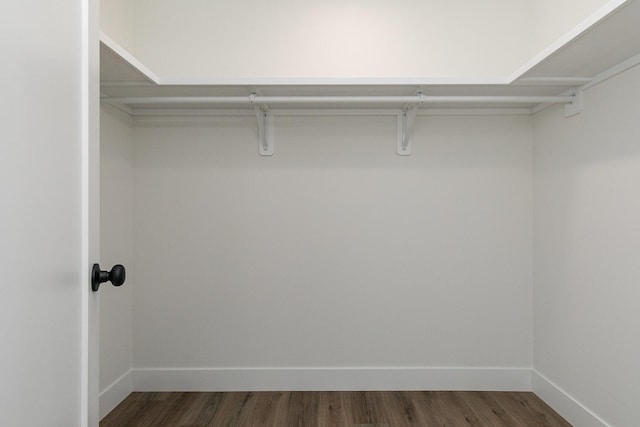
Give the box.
[99,370,134,420]
[81,0,100,425]
[133,108,399,117]
[81,6,90,423]
[418,108,531,116]
[532,371,610,427]
[512,77,592,86]
[132,108,532,118]
[132,367,531,392]
[157,77,509,86]
[105,102,134,116]
[581,50,640,91]
[100,81,156,88]
[508,0,631,82]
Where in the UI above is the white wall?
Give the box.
[131,113,533,388]
[132,0,531,79]
[101,0,134,52]
[99,105,135,418]
[531,0,613,54]
[0,1,83,425]
[533,65,640,426]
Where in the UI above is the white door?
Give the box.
[0,0,100,426]
[83,0,101,425]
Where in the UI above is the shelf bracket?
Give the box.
[397,106,418,156]
[565,90,584,117]
[251,93,273,156]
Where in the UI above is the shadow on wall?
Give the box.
[133,114,533,170]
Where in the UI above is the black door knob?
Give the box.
[92,263,126,292]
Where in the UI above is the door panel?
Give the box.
[0,0,99,425]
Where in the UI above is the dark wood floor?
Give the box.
[101,391,571,427]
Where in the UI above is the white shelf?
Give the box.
[100,32,158,84]
[100,0,640,114]
[513,0,640,80]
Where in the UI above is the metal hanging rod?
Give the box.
[104,94,575,106]
[101,92,584,157]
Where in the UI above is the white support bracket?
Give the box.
[564,90,584,117]
[397,106,418,156]
[250,93,273,156]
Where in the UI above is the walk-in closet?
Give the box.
[97,1,640,425]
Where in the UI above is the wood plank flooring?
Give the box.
[101,391,571,427]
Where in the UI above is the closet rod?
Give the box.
[104,95,575,106]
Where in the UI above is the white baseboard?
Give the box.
[132,367,531,392]
[532,370,610,427]
[100,369,134,420]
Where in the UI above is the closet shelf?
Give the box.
[513,0,640,80]
[100,33,158,85]
[100,0,640,115]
